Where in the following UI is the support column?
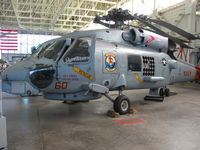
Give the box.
[185,0,197,64]
[0,82,7,149]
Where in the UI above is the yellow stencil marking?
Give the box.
[73,67,94,80]
[135,75,143,84]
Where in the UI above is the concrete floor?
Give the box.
[2,83,200,150]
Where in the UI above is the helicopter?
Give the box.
[2,8,200,115]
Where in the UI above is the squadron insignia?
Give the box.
[105,53,117,72]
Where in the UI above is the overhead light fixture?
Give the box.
[196,11,200,15]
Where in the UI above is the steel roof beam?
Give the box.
[10,0,22,28]
[60,0,86,29]
[67,7,106,13]
[0,0,128,33]
[85,0,117,5]
[50,0,71,29]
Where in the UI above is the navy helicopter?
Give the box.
[2,8,200,115]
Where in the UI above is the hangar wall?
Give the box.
[151,0,200,65]
[0,31,60,62]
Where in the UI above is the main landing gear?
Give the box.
[159,88,170,97]
[104,87,131,115]
[144,87,170,101]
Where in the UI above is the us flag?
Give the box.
[0,29,18,51]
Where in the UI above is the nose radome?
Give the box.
[2,61,31,81]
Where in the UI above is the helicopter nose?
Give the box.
[1,61,31,93]
[29,67,55,89]
[2,63,29,81]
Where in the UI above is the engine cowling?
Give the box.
[122,28,170,53]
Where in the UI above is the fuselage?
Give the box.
[2,28,200,101]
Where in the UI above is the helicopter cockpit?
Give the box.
[31,37,91,64]
[28,37,92,90]
[31,38,69,62]
[63,39,90,63]
[36,39,66,60]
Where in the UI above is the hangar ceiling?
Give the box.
[0,0,128,34]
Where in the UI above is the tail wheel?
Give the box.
[27,90,32,96]
[165,88,170,97]
[159,88,164,97]
[114,95,130,115]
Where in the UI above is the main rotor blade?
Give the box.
[148,18,199,40]
[127,24,189,43]
[132,15,193,49]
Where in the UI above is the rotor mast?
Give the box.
[94,8,133,29]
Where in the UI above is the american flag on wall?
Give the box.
[0,29,18,51]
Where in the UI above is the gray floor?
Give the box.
[2,83,200,150]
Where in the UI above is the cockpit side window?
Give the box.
[56,39,74,62]
[63,38,90,63]
[37,39,66,60]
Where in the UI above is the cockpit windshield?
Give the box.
[63,38,91,63]
[34,39,66,60]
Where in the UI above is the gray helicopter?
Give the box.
[2,8,200,115]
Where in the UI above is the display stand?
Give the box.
[0,81,7,149]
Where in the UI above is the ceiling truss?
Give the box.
[0,0,128,34]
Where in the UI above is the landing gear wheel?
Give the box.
[114,95,130,115]
[165,88,170,97]
[159,88,164,97]
[27,90,31,96]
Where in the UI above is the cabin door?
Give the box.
[56,37,95,92]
